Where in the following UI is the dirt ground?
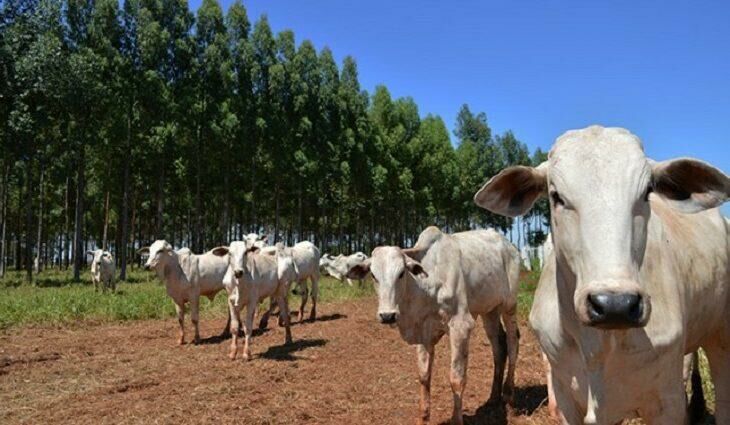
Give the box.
[0,297,558,424]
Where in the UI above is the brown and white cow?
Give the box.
[474,125,730,424]
[347,226,521,425]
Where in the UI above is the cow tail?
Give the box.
[688,350,707,424]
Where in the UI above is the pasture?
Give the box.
[0,269,716,424]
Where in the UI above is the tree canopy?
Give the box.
[0,0,548,282]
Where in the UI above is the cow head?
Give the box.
[474,126,729,330]
[347,246,428,325]
[141,240,173,270]
[212,240,260,279]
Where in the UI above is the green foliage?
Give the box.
[0,0,549,286]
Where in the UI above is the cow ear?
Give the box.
[258,234,268,241]
[211,246,230,257]
[652,158,730,213]
[163,242,173,252]
[137,247,150,255]
[347,260,371,280]
[405,258,428,278]
[474,163,548,217]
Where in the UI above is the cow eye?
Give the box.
[550,190,565,207]
[398,270,405,279]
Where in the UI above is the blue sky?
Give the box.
[191,0,729,214]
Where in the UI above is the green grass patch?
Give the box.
[0,268,374,329]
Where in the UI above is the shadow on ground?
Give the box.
[450,385,548,425]
[259,338,328,361]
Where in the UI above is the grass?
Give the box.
[0,268,376,329]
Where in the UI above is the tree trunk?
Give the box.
[156,165,165,239]
[0,164,9,278]
[35,165,45,274]
[274,182,280,243]
[73,147,86,282]
[120,151,130,279]
[297,181,303,243]
[62,176,70,270]
[25,160,34,283]
[102,190,110,251]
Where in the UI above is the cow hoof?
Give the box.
[285,338,293,345]
[229,352,236,361]
[243,353,251,361]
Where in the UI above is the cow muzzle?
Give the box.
[378,312,398,324]
[582,291,650,329]
[234,269,244,279]
[143,264,152,271]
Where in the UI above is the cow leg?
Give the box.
[190,296,201,345]
[705,345,730,423]
[259,298,275,330]
[227,297,241,360]
[501,310,519,404]
[276,292,293,345]
[643,390,687,425]
[448,320,472,425]
[219,309,232,339]
[552,374,581,425]
[543,352,560,420]
[346,277,354,287]
[111,276,116,293]
[309,276,318,321]
[242,301,256,361]
[482,312,506,404]
[416,344,435,425]
[175,302,185,345]
[297,281,309,322]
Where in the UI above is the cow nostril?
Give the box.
[379,313,397,324]
[587,292,644,329]
[234,270,243,278]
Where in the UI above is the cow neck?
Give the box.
[156,251,187,285]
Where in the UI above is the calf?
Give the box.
[139,240,230,345]
[347,226,521,425]
[474,125,730,423]
[212,241,294,360]
[87,249,115,292]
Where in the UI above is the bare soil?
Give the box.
[0,297,557,424]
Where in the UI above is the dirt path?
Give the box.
[0,297,557,424]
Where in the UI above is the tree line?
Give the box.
[0,0,548,284]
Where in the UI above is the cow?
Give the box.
[347,226,521,425]
[264,241,321,322]
[320,252,369,286]
[244,232,269,249]
[474,125,730,424]
[212,240,295,360]
[87,249,115,292]
[139,240,230,345]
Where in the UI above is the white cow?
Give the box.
[212,241,294,360]
[262,241,321,322]
[320,252,369,286]
[347,226,521,425]
[244,233,269,249]
[87,249,115,292]
[474,125,730,424]
[140,240,230,345]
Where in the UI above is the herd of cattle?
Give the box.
[81,126,728,425]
